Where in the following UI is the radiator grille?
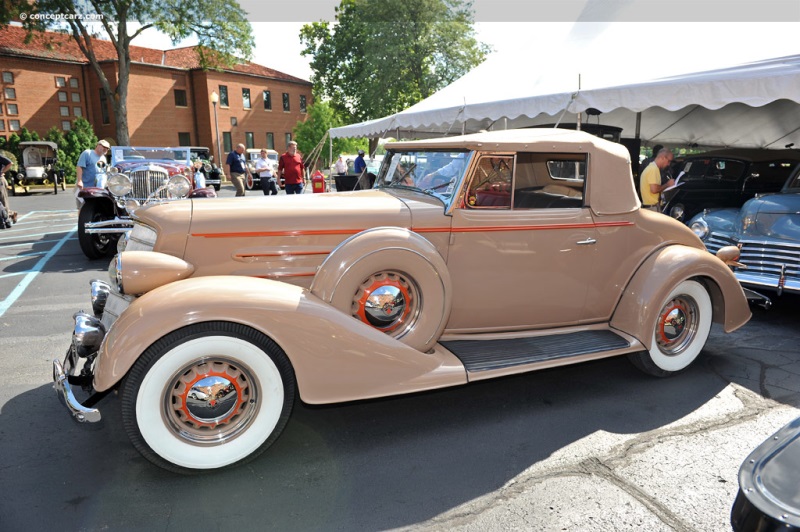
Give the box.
[705,232,800,285]
[129,167,169,202]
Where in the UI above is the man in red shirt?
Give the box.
[278,141,305,195]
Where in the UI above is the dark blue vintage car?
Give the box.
[689,165,800,296]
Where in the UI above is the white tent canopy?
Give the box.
[330,53,800,149]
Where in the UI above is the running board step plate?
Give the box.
[441,330,631,372]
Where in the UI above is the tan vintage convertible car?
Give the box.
[54,129,751,473]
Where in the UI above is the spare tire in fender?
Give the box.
[311,227,452,352]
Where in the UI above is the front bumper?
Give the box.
[52,348,103,423]
[85,217,134,235]
[52,280,127,423]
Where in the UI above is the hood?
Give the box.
[739,192,800,240]
[188,190,411,237]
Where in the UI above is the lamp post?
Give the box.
[210,91,222,165]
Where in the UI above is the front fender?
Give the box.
[94,276,466,403]
[610,245,751,349]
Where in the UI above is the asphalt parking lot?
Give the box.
[1,186,799,531]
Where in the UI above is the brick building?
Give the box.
[0,25,312,162]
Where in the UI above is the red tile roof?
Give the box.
[0,24,310,85]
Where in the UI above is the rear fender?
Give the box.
[610,245,750,350]
[94,276,466,404]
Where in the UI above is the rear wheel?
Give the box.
[628,280,712,377]
[120,322,295,474]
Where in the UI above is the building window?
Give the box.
[223,132,232,153]
[300,95,307,113]
[57,91,67,102]
[62,120,71,131]
[73,107,82,117]
[0,105,3,115]
[0,121,4,131]
[60,106,69,117]
[7,103,17,115]
[245,132,254,149]
[9,119,21,131]
[242,88,251,109]
[71,92,80,103]
[263,90,271,110]
[230,117,238,126]
[2,72,13,84]
[174,89,187,107]
[219,85,229,107]
[5,88,16,99]
[266,132,274,150]
[99,88,110,125]
[69,78,79,88]
[55,76,66,87]
[282,93,290,112]
[178,132,191,146]
[285,133,291,147]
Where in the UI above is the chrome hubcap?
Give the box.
[165,358,258,445]
[353,271,418,336]
[656,296,698,356]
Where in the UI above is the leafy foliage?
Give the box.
[7,0,253,145]
[294,102,366,169]
[47,118,100,183]
[300,0,488,124]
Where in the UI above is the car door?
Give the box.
[445,152,595,332]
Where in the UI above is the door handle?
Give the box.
[576,238,597,245]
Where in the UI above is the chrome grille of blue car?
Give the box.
[130,167,169,202]
[737,239,800,280]
[703,232,736,254]
[706,232,800,291]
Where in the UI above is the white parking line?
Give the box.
[0,251,46,262]
[0,226,78,317]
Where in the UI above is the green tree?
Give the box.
[45,117,99,183]
[300,0,488,124]
[5,0,253,145]
[294,102,366,169]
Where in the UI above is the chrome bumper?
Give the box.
[52,351,101,423]
[85,217,134,235]
[51,280,118,424]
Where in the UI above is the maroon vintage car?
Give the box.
[78,146,215,259]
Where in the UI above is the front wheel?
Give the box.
[77,202,117,260]
[120,322,295,474]
[628,280,713,377]
[245,174,254,190]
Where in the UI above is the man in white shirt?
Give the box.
[334,155,347,176]
[255,149,278,195]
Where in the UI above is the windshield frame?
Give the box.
[111,147,192,166]
[375,148,473,209]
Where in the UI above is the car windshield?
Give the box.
[680,158,746,181]
[376,149,471,204]
[111,147,191,165]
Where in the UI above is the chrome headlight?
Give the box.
[669,204,685,221]
[168,175,191,197]
[108,254,123,294]
[107,172,132,197]
[690,219,709,240]
[203,163,212,172]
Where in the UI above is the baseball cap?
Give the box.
[97,139,111,149]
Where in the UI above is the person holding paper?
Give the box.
[640,149,675,211]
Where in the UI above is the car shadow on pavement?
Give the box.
[3,354,727,531]
[2,297,797,531]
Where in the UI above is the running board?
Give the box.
[440,330,631,373]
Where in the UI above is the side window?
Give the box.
[513,153,585,209]
[465,155,514,209]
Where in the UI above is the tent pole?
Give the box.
[635,112,641,139]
